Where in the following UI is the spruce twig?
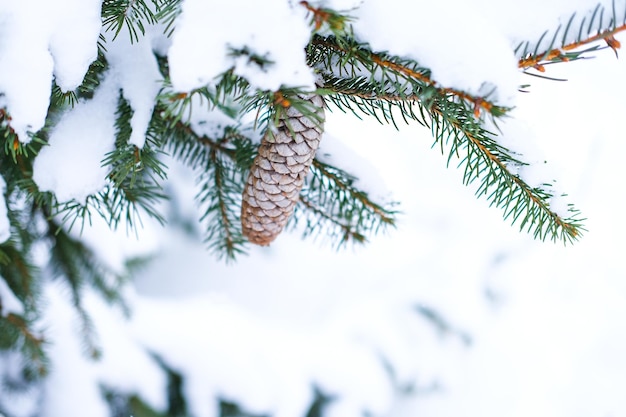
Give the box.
[198,149,248,260]
[518,4,626,71]
[101,0,160,43]
[310,36,508,117]
[307,19,592,243]
[295,159,397,246]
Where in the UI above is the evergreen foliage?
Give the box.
[0,0,625,415]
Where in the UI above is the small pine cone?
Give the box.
[241,94,325,246]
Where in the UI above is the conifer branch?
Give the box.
[198,150,248,260]
[0,245,37,308]
[517,3,626,71]
[101,0,160,43]
[50,49,108,108]
[97,96,168,230]
[309,36,508,117]
[297,196,367,244]
[310,159,396,228]
[160,90,397,252]
[1,314,48,378]
[1,109,42,163]
[0,205,48,380]
[312,33,583,242]
[4,314,44,349]
[158,105,251,258]
[155,0,182,37]
[300,1,352,34]
[48,101,168,235]
[433,108,583,242]
[295,159,397,247]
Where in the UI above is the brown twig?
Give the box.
[518,23,626,69]
[300,1,332,30]
[300,1,347,31]
[310,37,497,116]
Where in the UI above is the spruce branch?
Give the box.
[104,95,168,189]
[517,2,626,72]
[158,94,253,171]
[0,207,46,379]
[309,29,586,242]
[429,106,584,242]
[1,109,44,163]
[309,35,509,118]
[6,50,165,239]
[155,0,182,37]
[0,314,48,379]
[297,196,367,244]
[101,0,161,43]
[47,100,168,235]
[97,179,167,233]
[2,314,43,347]
[310,159,396,229]
[0,244,37,309]
[300,1,352,34]
[158,100,252,257]
[295,159,397,247]
[160,87,397,252]
[197,149,248,260]
[50,49,108,110]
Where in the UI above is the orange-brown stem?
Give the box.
[312,38,497,116]
[300,1,332,30]
[370,55,495,114]
[519,23,626,69]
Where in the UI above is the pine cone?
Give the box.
[241,94,325,246]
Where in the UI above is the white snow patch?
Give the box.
[317,131,393,204]
[33,74,118,204]
[188,100,238,139]
[0,5,54,143]
[168,0,316,92]
[48,0,102,91]
[106,32,163,148]
[474,0,626,53]
[351,0,520,105]
[0,0,101,143]
[40,283,167,417]
[310,335,393,417]
[485,115,553,186]
[130,291,424,417]
[67,213,162,275]
[40,283,111,417]
[88,289,168,411]
[0,278,22,316]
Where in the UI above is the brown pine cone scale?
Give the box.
[241,94,325,246]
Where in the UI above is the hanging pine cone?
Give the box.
[241,94,325,246]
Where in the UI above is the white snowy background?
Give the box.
[1,0,626,417]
